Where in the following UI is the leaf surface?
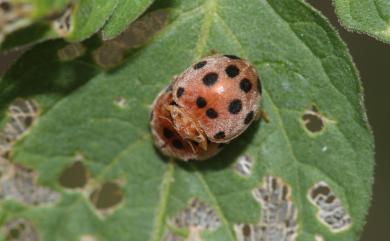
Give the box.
[334,0,390,43]
[0,1,374,241]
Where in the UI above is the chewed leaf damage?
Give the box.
[93,42,124,69]
[163,198,221,241]
[0,157,60,205]
[57,42,86,61]
[302,105,335,134]
[52,5,73,37]
[235,176,298,241]
[93,9,169,70]
[80,234,98,241]
[2,218,39,241]
[0,98,38,157]
[308,181,352,232]
[59,160,88,189]
[233,154,254,177]
[0,99,59,206]
[111,9,168,49]
[315,234,325,241]
[89,181,124,216]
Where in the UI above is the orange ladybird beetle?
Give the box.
[150,85,222,161]
[151,54,262,161]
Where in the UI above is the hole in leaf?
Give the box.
[57,43,86,61]
[242,224,251,237]
[80,234,98,241]
[310,184,330,199]
[235,176,298,241]
[172,198,221,230]
[59,161,87,189]
[0,158,60,205]
[3,218,39,241]
[163,198,221,240]
[90,182,123,210]
[112,9,169,49]
[52,5,73,37]
[93,42,124,69]
[162,233,182,241]
[308,181,352,232]
[315,234,325,241]
[0,98,38,156]
[93,9,169,70]
[114,96,127,108]
[302,106,324,133]
[233,155,253,177]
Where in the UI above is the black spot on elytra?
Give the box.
[240,78,252,93]
[196,97,207,108]
[176,87,184,98]
[206,108,218,119]
[194,61,207,69]
[203,73,218,86]
[214,131,225,139]
[228,99,242,114]
[163,128,174,139]
[244,111,254,124]
[225,65,240,78]
[224,55,240,60]
[172,139,184,149]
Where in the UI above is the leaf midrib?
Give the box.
[150,160,175,241]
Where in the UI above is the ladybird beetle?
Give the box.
[170,55,262,147]
[150,85,222,161]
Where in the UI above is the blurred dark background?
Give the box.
[0,1,388,240]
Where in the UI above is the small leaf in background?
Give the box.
[66,0,118,41]
[0,0,157,52]
[93,9,168,70]
[334,0,390,43]
[101,0,156,40]
[0,0,374,241]
[0,0,72,50]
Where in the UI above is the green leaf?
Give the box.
[0,0,73,50]
[0,0,119,50]
[334,0,390,43]
[0,0,374,241]
[67,0,119,41]
[0,0,155,51]
[101,0,156,40]
[16,0,71,19]
[0,24,56,51]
